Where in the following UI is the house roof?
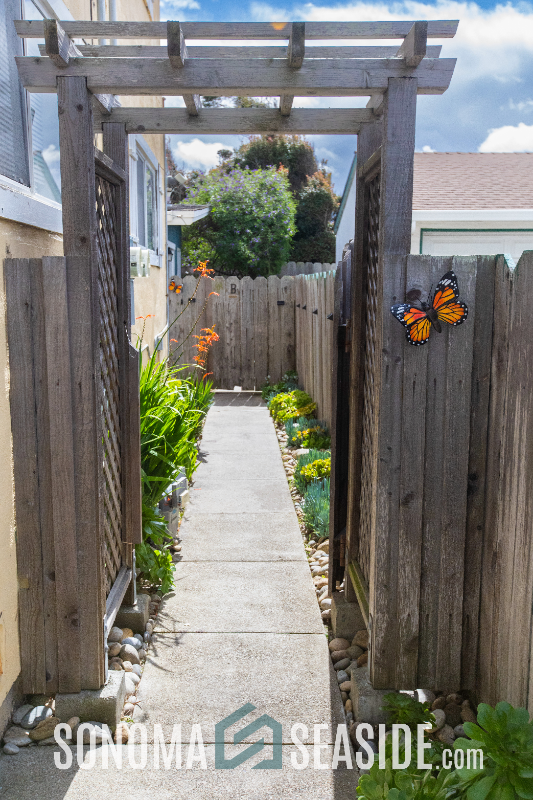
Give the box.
[413,153,533,210]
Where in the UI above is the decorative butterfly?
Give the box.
[390,271,468,346]
[168,280,183,294]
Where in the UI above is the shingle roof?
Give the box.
[412,153,533,210]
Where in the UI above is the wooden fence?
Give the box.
[169,271,337,424]
[280,261,337,276]
[328,250,533,710]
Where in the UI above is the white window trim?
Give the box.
[129,134,164,268]
[0,0,73,233]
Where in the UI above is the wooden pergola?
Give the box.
[9,18,459,694]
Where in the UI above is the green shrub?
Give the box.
[302,478,330,538]
[382,693,435,731]
[454,702,533,799]
[356,701,533,800]
[294,449,330,495]
[182,165,297,277]
[261,371,299,402]
[299,458,330,490]
[268,389,316,423]
[291,420,330,449]
[136,351,213,593]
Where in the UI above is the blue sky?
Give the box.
[163,0,533,195]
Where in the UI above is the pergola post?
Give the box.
[57,76,106,689]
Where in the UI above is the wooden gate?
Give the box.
[5,79,142,694]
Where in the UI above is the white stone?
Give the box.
[3,743,20,755]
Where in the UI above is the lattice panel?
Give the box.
[95,174,123,596]
[358,172,380,584]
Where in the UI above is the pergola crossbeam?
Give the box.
[38,44,444,59]
[92,107,376,134]
[280,21,305,117]
[15,57,457,96]
[166,21,199,115]
[15,19,459,39]
[396,21,428,66]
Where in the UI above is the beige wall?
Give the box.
[1,0,166,714]
[0,221,63,711]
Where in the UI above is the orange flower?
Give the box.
[136,314,153,320]
[194,260,215,279]
[193,326,219,366]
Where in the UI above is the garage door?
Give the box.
[421,230,533,262]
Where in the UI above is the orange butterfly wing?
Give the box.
[432,271,468,327]
[390,304,432,346]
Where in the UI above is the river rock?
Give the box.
[425,708,446,733]
[446,693,463,705]
[121,628,134,640]
[454,724,466,738]
[108,626,123,643]
[417,690,436,705]
[12,705,34,726]
[347,645,364,660]
[444,703,462,728]
[119,643,140,665]
[123,703,135,717]
[340,681,351,693]
[345,699,353,713]
[4,725,31,747]
[432,696,447,710]
[108,642,122,658]
[435,725,456,746]
[334,658,351,672]
[30,717,61,741]
[337,670,349,684]
[331,650,349,663]
[3,743,19,755]
[21,705,53,730]
[122,637,142,650]
[134,634,144,645]
[138,649,147,661]
[122,661,133,672]
[124,676,136,695]
[131,664,142,678]
[320,598,332,610]
[81,722,109,745]
[461,707,477,724]
[316,542,329,553]
[357,652,368,667]
[128,673,141,686]
[114,723,129,743]
[352,630,369,649]
[38,737,60,746]
[329,638,350,653]
[111,662,123,671]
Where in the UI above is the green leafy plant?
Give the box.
[383,693,436,731]
[299,458,331,489]
[261,370,299,402]
[268,389,316,422]
[454,702,533,799]
[182,165,297,277]
[292,421,330,449]
[302,477,330,538]
[357,754,461,800]
[135,540,175,596]
[294,449,331,495]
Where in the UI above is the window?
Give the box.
[136,154,157,252]
[129,136,163,266]
[23,0,61,202]
[0,0,30,185]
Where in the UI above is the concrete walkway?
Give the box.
[0,393,356,799]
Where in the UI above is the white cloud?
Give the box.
[171,139,234,170]
[479,123,533,153]
[509,99,533,113]
[42,144,60,164]
[421,145,435,152]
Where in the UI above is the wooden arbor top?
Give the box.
[15,19,458,134]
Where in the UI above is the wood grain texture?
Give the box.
[396,21,427,66]
[43,18,82,67]
[167,21,188,67]
[4,259,47,694]
[54,43,443,59]
[16,56,457,96]
[16,19,459,39]
[253,277,268,388]
[93,107,374,134]
[461,255,496,691]
[288,22,305,68]
[41,257,81,694]
[279,95,294,116]
[240,277,254,389]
